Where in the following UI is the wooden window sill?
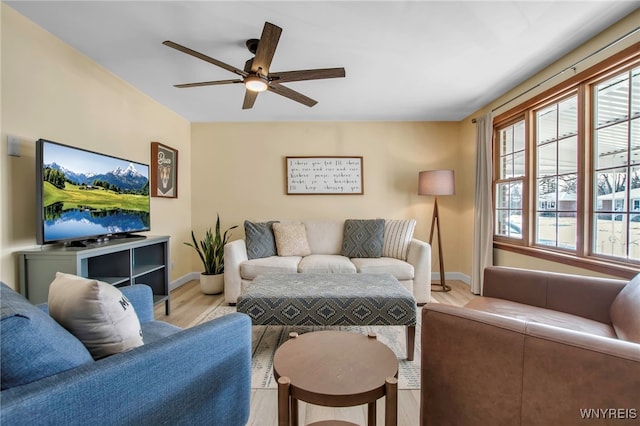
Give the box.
[493,241,639,279]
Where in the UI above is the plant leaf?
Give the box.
[184,214,237,275]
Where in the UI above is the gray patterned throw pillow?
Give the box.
[341,219,385,258]
[245,220,279,259]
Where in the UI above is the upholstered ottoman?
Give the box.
[237,273,417,360]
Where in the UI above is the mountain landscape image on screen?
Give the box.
[40,142,150,243]
[45,162,149,193]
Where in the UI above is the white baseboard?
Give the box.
[431,272,470,285]
[170,272,200,291]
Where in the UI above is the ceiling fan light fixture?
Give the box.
[244,75,269,92]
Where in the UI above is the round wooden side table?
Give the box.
[273,330,399,426]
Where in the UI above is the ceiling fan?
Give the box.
[163,21,346,110]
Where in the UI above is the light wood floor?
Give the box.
[155,280,475,426]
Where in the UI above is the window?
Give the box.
[592,66,640,261]
[495,120,525,239]
[492,43,640,274]
[535,95,578,249]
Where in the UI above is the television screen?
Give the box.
[36,139,150,245]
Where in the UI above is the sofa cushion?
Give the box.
[240,256,302,280]
[465,297,617,338]
[0,282,93,390]
[245,220,279,259]
[350,257,415,280]
[273,223,311,256]
[141,321,182,344]
[341,219,385,258]
[610,274,640,343]
[48,273,144,359]
[298,254,357,274]
[383,219,416,260]
[305,220,344,255]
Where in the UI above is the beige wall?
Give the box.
[191,121,461,274]
[459,9,640,279]
[0,4,193,290]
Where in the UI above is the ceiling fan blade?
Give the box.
[268,83,317,107]
[174,79,243,88]
[270,67,346,83]
[163,40,247,77]
[252,22,282,75]
[242,90,258,110]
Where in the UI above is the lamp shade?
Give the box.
[418,170,455,196]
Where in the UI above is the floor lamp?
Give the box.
[419,170,455,292]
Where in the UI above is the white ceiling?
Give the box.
[5,1,640,122]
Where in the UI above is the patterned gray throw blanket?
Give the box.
[237,273,416,327]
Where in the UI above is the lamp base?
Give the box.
[428,196,452,293]
[431,282,452,292]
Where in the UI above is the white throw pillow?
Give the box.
[272,222,311,256]
[48,272,143,359]
[382,219,416,260]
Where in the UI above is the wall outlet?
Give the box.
[7,135,20,157]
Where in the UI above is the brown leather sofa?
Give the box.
[420,266,640,426]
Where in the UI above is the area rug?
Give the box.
[189,298,421,390]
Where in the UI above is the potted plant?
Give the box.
[185,214,237,294]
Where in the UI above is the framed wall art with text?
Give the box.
[286,156,363,195]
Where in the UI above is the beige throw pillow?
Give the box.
[382,219,416,260]
[48,272,144,359]
[272,223,311,256]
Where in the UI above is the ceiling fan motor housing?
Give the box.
[244,58,254,73]
[245,38,259,54]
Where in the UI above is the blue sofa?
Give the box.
[0,282,251,426]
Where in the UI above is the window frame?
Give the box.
[492,41,640,279]
[531,89,581,252]
[494,115,528,242]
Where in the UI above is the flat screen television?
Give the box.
[35,139,150,246]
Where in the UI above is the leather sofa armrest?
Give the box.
[521,322,640,423]
[482,266,626,324]
[421,303,527,425]
[423,302,528,333]
[526,321,640,362]
[406,238,431,304]
[224,239,248,305]
[420,304,640,426]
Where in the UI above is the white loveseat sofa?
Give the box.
[224,219,432,305]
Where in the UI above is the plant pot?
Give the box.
[200,273,224,295]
